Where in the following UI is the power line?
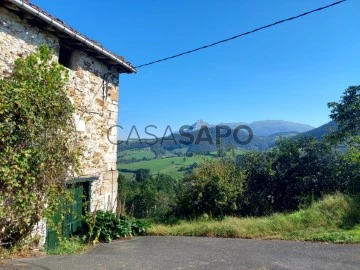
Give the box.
[135,0,347,69]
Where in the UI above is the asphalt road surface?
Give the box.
[3,236,359,270]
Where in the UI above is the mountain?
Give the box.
[118,120,318,155]
[191,119,212,131]
[297,121,337,140]
[195,120,314,136]
[247,120,314,136]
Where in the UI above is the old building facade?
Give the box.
[0,0,135,242]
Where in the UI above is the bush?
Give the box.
[91,211,150,243]
[176,157,245,218]
[131,219,151,235]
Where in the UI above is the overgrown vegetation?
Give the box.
[174,136,357,218]
[148,194,360,243]
[0,46,80,246]
[45,237,88,255]
[118,171,180,220]
[85,210,150,243]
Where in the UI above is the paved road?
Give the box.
[3,236,359,270]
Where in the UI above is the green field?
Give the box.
[118,149,155,160]
[118,155,213,179]
[117,148,246,179]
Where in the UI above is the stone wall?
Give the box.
[68,50,120,212]
[0,7,119,213]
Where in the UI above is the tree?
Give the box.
[176,157,245,218]
[271,138,344,211]
[237,151,276,216]
[135,169,151,182]
[238,137,350,215]
[0,46,80,245]
[118,173,179,219]
[328,85,360,143]
[216,138,225,157]
[328,85,360,193]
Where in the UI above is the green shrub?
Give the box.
[92,211,150,243]
[176,157,245,218]
[131,219,151,235]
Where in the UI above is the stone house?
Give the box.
[0,0,135,244]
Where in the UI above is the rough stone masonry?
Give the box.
[0,6,124,219]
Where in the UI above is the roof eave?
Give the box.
[7,0,137,74]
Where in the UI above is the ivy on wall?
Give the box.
[0,45,81,245]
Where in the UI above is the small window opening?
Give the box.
[59,45,73,69]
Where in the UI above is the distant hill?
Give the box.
[220,120,314,136]
[297,121,337,140]
[248,120,314,136]
[118,119,316,155]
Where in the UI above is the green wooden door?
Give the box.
[46,206,62,249]
[46,185,85,248]
[62,186,84,238]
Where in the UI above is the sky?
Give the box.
[31,0,360,137]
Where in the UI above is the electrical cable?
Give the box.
[135,0,347,69]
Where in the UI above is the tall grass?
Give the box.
[148,194,360,243]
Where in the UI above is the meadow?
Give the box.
[118,149,155,160]
[118,155,211,179]
[117,149,245,179]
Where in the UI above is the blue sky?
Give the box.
[32,0,360,137]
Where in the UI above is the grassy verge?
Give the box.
[0,245,44,264]
[148,194,360,244]
[45,238,89,255]
[0,239,89,265]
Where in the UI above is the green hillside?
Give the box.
[118,149,246,179]
[118,156,210,179]
[118,149,155,160]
